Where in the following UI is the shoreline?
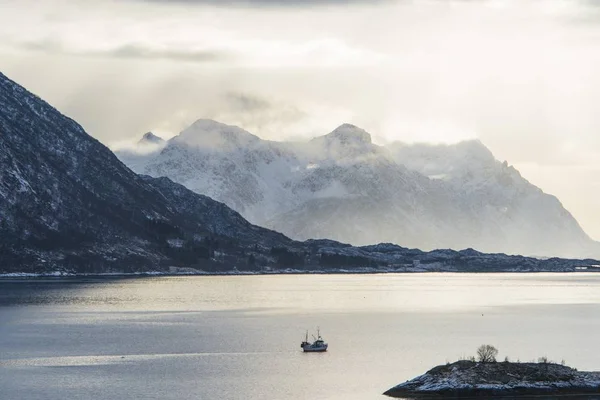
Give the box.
[1,269,599,279]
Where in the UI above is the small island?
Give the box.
[384,346,600,398]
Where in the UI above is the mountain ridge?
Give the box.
[117,119,597,258]
[2,71,600,274]
[139,132,165,145]
[0,72,297,274]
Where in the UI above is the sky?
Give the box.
[1,0,600,239]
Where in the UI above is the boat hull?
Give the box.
[302,344,328,352]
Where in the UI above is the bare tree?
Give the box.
[476,345,498,363]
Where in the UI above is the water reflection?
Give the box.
[1,274,600,400]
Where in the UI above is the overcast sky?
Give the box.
[1,0,600,239]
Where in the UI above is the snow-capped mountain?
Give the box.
[139,132,165,145]
[387,140,592,256]
[2,70,597,275]
[117,120,597,258]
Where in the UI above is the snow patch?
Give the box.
[167,239,184,248]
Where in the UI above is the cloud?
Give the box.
[17,40,230,63]
[112,45,227,62]
[225,93,272,112]
[3,0,600,238]
[1,6,383,68]
[210,93,311,137]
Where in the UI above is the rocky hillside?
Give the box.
[0,71,290,274]
[117,121,597,258]
[384,360,600,398]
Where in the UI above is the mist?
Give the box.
[1,0,600,238]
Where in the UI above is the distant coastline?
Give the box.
[2,268,600,279]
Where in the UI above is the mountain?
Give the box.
[0,72,292,274]
[117,120,597,258]
[139,132,164,145]
[2,70,597,275]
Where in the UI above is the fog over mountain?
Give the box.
[5,70,596,275]
[118,120,598,258]
[2,0,600,240]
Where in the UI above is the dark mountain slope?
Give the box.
[141,176,289,247]
[0,72,291,273]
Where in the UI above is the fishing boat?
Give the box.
[300,328,328,352]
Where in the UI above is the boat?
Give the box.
[300,328,328,352]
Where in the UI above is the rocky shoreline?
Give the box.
[384,361,600,398]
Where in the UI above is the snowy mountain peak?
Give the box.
[139,132,164,145]
[323,123,372,145]
[306,123,376,161]
[388,138,498,180]
[174,119,260,150]
[189,118,234,130]
[115,117,597,258]
[455,139,495,162]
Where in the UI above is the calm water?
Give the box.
[2,273,600,400]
